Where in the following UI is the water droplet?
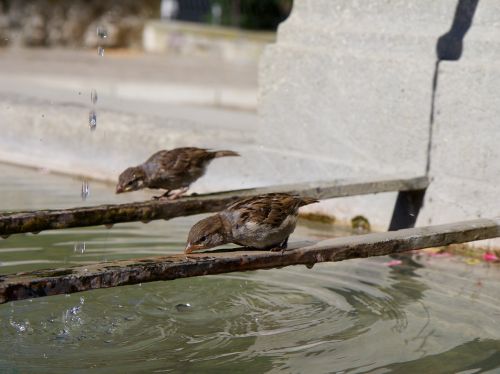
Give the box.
[56,328,70,340]
[1,235,10,239]
[97,27,108,39]
[80,297,85,305]
[175,303,191,312]
[10,320,30,333]
[90,89,98,105]
[74,242,86,254]
[88,110,97,131]
[305,263,315,269]
[81,179,90,200]
[97,46,104,57]
[105,223,114,229]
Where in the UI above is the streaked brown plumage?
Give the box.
[116,147,239,199]
[185,193,319,253]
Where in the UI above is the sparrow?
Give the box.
[185,193,319,253]
[115,147,239,199]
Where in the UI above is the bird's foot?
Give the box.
[166,187,189,200]
[152,190,171,200]
[270,246,284,252]
[269,237,289,254]
[270,246,291,255]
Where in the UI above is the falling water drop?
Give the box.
[56,328,70,340]
[10,320,30,333]
[90,89,98,105]
[97,46,104,57]
[97,26,108,39]
[74,242,86,254]
[175,303,192,312]
[81,179,90,200]
[88,110,97,131]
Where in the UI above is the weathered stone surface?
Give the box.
[421,60,500,225]
[416,1,500,234]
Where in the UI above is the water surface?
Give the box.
[1,163,500,373]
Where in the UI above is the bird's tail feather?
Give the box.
[213,150,240,158]
[299,197,320,207]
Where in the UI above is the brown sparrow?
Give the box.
[185,193,319,253]
[116,147,239,199]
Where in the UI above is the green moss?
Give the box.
[298,212,336,224]
[351,215,371,233]
[444,244,500,259]
[33,269,74,277]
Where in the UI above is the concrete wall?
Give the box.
[257,0,500,237]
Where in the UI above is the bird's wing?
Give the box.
[227,193,304,227]
[147,148,211,176]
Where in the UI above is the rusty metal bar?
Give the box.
[1,217,497,304]
[0,175,429,237]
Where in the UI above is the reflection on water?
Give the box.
[1,163,500,373]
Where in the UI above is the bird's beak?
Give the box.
[115,185,124,194]
[184,243,206,254]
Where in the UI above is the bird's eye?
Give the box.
[200,235,208,242]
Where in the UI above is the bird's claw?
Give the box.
[270,246,288,255]
[152,187,189,201]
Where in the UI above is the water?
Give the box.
[1,163,500,373]
[85,26,106,200]
[88,110,97,131]
[90,89,98,105]
[81,179,90,200]
[96,27,108,39]
[74,242,86,254]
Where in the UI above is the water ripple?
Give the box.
[1,255,499,373]
[1,163,500,372]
